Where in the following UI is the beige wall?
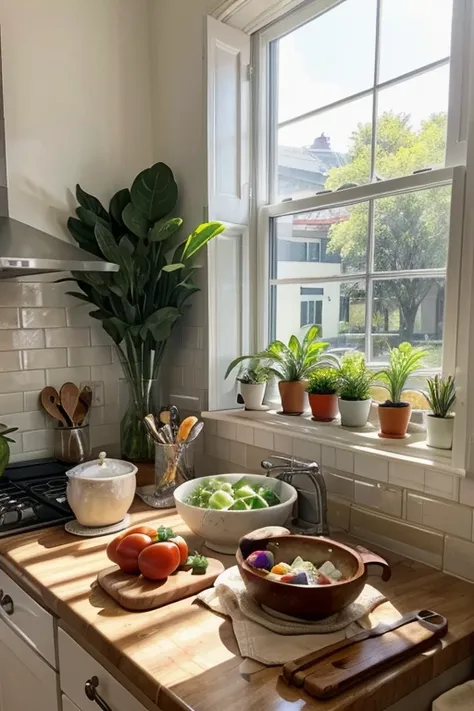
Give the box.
[0,0,153,459]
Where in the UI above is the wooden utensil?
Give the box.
[60,383,79,427]
[73,386,92,426]
[282,609,447,700]
[97,558,225,611]
[40,387,69,427]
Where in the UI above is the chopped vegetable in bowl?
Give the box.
[245,550,346,586]
[186,477,281,510]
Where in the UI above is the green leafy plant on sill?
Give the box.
[225,326,339,383]
[237,359,271,385]
[306,368,340,395]
[376,342,427,405]
[425,375,456,418]
[65,162,225,461]
[339,352,376,401]
[0,424,18,477]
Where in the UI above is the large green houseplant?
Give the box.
[67,162,224,461]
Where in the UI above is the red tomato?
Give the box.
[170,535,188,566]
[106,526,156,566]
[114,533,153,574]
[138,542,180,580]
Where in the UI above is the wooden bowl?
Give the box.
[236,528,391,620]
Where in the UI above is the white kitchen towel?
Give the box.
[197,565,386,665]
[433,681,474,711]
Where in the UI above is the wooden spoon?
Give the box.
[73,386,92,425]
[40,387,68,427]
[60,383,79,427]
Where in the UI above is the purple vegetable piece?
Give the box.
[289,570,309,585]
[246,550,274,571]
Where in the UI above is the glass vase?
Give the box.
[119,377,159,462]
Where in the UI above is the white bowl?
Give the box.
[67,455,137,528]
[174,473,297,554]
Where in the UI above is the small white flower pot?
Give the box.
[338,398,372,428]
[426,414,454,450]
[240,382,266,410]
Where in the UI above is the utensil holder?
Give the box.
[54,424,91,464]
[148,441,194,509]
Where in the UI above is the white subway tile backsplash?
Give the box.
[67,347,112,367]
[0,351,22,371]
[293,438,321,463]
[0,370,45,393]
[424,469,459,501]
[406,493,472,539]
[90,423,120,449]
[0,282,77,308]
[354,453,388,482]
[0,329,44,351]
[22,429,55,452]
[46,328,90,348]
[274,433,293,456]
[254,429,274,451]
[23,391,41,411]
[229,440,247,468]
[354,479,402,517]
[236,424,254,445]
[45,367,91,389]
[459,477,474,507]
[321,445,336,468]
[66,304,93,327]
[0,393,23,415]
[335,448,354,473]
[21,308,66,328]
[23,349,67,370]
[443,536,474,581]
[90,328,113,347]
[323,471,354,499]
[1,411,46,432]
[214,436,231,461]
[389,461,424,491]
[217,421,237,441]
[0,309,19,329]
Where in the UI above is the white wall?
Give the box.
[0,0,153,459]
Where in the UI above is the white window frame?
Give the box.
[250,0,473,470]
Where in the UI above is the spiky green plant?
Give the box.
[237,359,271,384]
[376,342,427,404]
[425,375,456,418]
[306,368,340,395]
[339,352,376,401]
[225,326,339,383]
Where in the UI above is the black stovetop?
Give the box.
[0,459,73,537]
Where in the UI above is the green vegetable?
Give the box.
[186,477,281,510]
[185,552,209,575]
[157,526,175,541]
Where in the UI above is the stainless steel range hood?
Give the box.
[0,217,119,279]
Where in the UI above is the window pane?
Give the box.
[373,185,451,272]
[275,204,370,279]
[273,280,366,355]
[375,66,450,179]
[371,277,444,364]
[379,0,453,84]
[278,95,373,200]
[277,0,377,124]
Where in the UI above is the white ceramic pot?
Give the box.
[66,452,137,528]
[338,398,372,428]
[240,382,266,410]
[174,473,297,554]
[426,414,454,450]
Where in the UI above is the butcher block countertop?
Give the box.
[1,501,474,711]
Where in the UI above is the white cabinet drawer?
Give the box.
[59,629,151,711]
[0,567,56,667]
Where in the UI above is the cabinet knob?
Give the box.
[0,593,14,616]
[85,676,113,711]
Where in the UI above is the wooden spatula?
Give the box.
[41,387,69,427]
[60,383,79,427]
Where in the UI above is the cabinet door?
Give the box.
[0,618,58,711]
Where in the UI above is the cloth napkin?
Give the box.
[197,565,386,665]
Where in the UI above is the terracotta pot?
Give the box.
[237,531,391,619]
[278,380,308,415]
[378,402,412,438]
[308,393,338,422]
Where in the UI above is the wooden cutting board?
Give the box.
[283,610,448,699]
[98,558,225,611]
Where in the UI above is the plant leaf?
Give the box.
[140,307,180,342]
[67,217,102,256]
[182,222,225,260]
[76,207,110,230]
[109,188,131,228]
[76,184,109,221]
[162,263,184,273]
[149,217,183,243]
[102,317,129,344]
[66,291,94,304]
[130,162,178,222]
[122,203,150,239]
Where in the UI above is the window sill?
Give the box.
[201,408,465,476]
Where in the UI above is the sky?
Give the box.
[277,0,454,153]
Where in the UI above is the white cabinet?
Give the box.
[0,615,58,711]
[58,629,152,711]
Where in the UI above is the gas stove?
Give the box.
[0,459,73,537]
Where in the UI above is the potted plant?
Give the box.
[307,369,340,422]
[338,352,376,428]
[236,360,270,410]
[425,375,456,450]
[225,325,337,415]
[66,162,224,463]
[0,424,18,477]
[376,342,427,439]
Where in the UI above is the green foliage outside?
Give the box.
[326,112,449,344]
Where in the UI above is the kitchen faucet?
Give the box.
[261,455,329,536]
